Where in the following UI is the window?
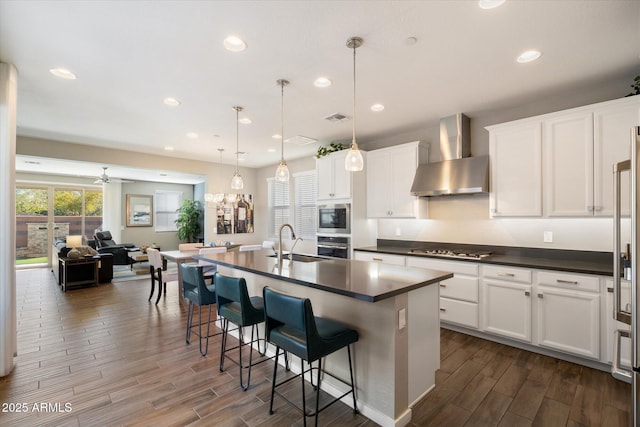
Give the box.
[155,190,182,232]
[267,178,289,237]
[294,171,317,239]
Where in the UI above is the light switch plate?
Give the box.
[395,227,402,236]
[398,308,406,330]
[543,231,553,243]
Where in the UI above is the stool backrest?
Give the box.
[215,273,258,324]
[146,248,163,270]
[181,263,216,304]
[263,287,313,339]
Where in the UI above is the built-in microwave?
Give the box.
[317,203,350,234]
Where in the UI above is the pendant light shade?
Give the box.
[345,36,364,172]
[275,79,290,182]
[231,106,244,190]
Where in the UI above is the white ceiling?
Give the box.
[1,0,639,177]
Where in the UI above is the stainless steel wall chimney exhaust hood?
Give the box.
[411,113,489,197]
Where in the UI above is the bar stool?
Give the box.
[181,263,219,356]
[215,272,271,391]
[263,287,359,427]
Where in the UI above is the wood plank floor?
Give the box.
[0,268,632,426]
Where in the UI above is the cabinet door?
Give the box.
[440,297,478,329]
[481,280,532,342]
[389,144,419,217]
[537,286,599,359]
[593,98,640,216]
[489,121,542,217]
[543,111,593,216]
[316,155,334,200]
[331,151,352,199]
[366,150,391,217]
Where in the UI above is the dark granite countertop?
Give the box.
[355,240,614,276]
[194,249,453,302]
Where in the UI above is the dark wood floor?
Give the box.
[0,268,631,426]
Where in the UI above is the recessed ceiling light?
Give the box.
[272,134,282,139]
[163,97,180,106]
[314,77,332,88]
[267,148,276,153]
[371,104,385,112]
[478,0,506,9]
[186,132,198,139]
[49,68,77,80]
[224,35,247,52]
[517,50,542,63]
[239,117,252,125]
[164,146,175,151]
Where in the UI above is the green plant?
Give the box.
[627,75,640,97]
[175,199,201,242]
[315,142,345,158]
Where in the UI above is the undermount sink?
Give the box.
[267,253,325,263]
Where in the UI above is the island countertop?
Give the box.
[193,249,453,302]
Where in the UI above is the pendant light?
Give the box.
[344,36,364,172]
[230,106,244,190]
[275,79,290,182]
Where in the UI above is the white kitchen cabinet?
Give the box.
[354,251,406,266]
[593,97,639,216]
[317,150,353,200]
[543,111,594,216]
[481,265,532,342]
[366,141,428,218]
[407,257,479,328]
[487,120,543,217]
[605,279,631,366]
[535,271,600,359]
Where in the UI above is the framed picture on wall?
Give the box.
[126,194,153,227]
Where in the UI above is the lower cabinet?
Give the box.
[481,278,532,342]
[407,257,479,329]
[354,251,406,266]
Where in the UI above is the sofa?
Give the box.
[93,231,138,267]
[52,238,114,286]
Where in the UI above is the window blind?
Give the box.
[267,178,290,237]
[294,171,317,239]
[155,190,182,232]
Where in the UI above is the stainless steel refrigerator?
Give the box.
[612,126,640,425]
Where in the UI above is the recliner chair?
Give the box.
[93,230,138,266]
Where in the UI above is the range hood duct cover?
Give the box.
[411,113,489,196]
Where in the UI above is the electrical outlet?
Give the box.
[398,308,406,330]
[543,231,553,243]
[395,227,402,236]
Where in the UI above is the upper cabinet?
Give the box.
[366,141,428,218]
[487,96,640,217]
[316,150,353,200]
[488,121,543,217]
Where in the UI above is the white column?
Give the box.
[101,182,122,242]
[0,62,18,377]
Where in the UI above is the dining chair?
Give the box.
[147,248,178,304]
[198,246,227,283]
[239,244,262,252]
[263,286,359,426]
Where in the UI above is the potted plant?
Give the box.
[175,199,201,243]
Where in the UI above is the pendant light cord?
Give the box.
[352,42,357,147]
[281,81,285,163]
[235,107,239,173]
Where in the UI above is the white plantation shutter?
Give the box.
[294,171,317,239]
[267,178,290,237]
[155,190,182,232]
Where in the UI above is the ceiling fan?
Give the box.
[94,167,133,184]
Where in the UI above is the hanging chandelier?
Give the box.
[230,106,244,190]
[275,79,290,182]
[344,36,364,172]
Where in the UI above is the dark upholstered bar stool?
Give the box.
[215,272,271,391]
[181,263,219,356]
[263,287,359,427]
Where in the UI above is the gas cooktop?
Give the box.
[410,248,492,260]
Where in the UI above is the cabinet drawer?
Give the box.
[407,257,479,276]
[439,276,479,303]
[440,297,478,329]
[482,265,532,284]
[537,271,599,293]
[354,251,406,266]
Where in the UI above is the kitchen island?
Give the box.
[195,249,452,427]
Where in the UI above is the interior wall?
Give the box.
[359,77,634,252]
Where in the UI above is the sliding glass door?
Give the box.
[15,185,102,267]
